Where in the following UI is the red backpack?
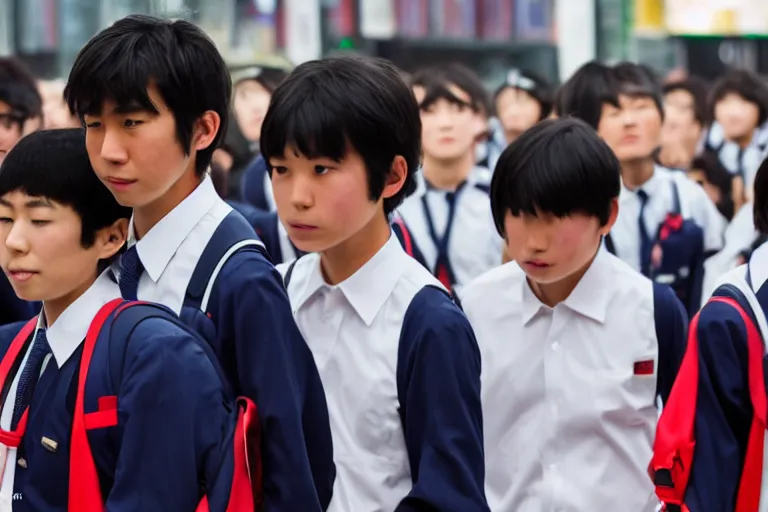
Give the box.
[0,298,262,511]
[650,282,767,511]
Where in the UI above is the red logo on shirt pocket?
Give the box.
[84,395,118,430]
[633,360,655,376]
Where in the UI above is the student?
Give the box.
[0,58,43,325]
[460,117,687,511]
[397,63,503,292]
[63,15,334,511]
[559,61,725,314]
[658,76,709,171]
[493,68,552,145]
[263,55,488,511]
[687,151,734,221]
[0,129,242,511]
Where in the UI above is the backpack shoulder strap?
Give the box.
[185,211,267,314]
[282,256,303,290]
[391,215,415,258]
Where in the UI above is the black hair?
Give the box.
[753,157,768,234]
[64,14,232,177]
[611,62,665,120]
[260,55,422,216]
[690,150,734,220]
[410,62,491,116]
[554,61,617,129]
[232,66,290,95]
[663,76,711,126]
[0,128,131,247]
[0,57,43,129]
[493,69,553,120]
[709,69,768,126]
[490,117,621,236]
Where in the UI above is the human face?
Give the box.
[0,191,125,308]
[0,101,39,165]
[715,92,760,144]
[269,145,405,254]
[83,85,218,223]
[496,87,542,142]
[233,79,272,143]
[598,94,662,163]
[414,84,481,163]
[662,89,703,151]
[503,203,616,298]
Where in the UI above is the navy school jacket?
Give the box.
[0,301,240,512]
[0,275,37,326]
[664,261,768,511]
[226,201,301,265]
[240,155,272,212]
[177,210,335,511]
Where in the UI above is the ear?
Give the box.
[95,218,129,261]
[598,198,619,235]
[192,110,222,152]
[380,156,408,201]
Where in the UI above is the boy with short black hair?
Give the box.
[263,54,488,511]
[0,128,240,511]
[64,14,334,510]
[397,63,502,292]
[461,117,687,511]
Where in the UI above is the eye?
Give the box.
[272,166,288,175]
[123,119,143,128]
[314,165,330,176]
[84,120,102,129]
[31,220,51,227]
[0,217,11,224]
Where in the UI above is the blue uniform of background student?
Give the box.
[0,129,235,511]
[260,55,488,511]
[0,57,44,326]
[63,16,334,511]
[681,159,768,511]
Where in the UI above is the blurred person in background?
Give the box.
[658,76,710,170]
[493,69,553,146]
[215,63,289,201]
[687,152,735,221]
[38,79,80,129]
[704,69,768,208]
[0,57,43,325]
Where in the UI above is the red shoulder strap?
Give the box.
[392,216,414,257]
[713,295,768,512]
[68,298,124,512]
[650,308,701,506]
[0,317,39,448]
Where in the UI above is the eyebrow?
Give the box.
[0,197,54,209]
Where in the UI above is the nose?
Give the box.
[98,127,129,165]
[289,173,315,211]
[4,221,30,254]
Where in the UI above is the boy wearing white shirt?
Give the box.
[461,118,688,511]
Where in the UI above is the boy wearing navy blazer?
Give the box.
[264,55,488,511]
[0,129,237,511]
[64,15,334,511]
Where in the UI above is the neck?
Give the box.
[320,213,391,286]
[43,273,98,327]
[735,131,755,150]
[133,170,202,239]
[422,152,474,191]
[505,130,521,145]
[621,158,655,190]
[527,248,598,307]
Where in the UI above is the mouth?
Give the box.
[106,177,137,190]
[621,134,639,144]
[7,269,38,282]
[523,260,551,269]
[288,223,318,231]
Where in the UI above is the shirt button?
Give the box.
[551,340,560,351]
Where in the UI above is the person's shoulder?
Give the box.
[460,262,525,318]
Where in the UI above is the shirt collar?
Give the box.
[620,164,665,200]
[44,271,121,367]
[521,247,612,325]
[294,234,408,326]
[129,176,219,282]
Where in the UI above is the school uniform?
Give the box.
[279,234,488,512]
[0,276,36,326]
[460,248,688,512]
[681,243,768,511]
[240,155,276,212]
[116,176,334,511]
[606,165,726,313]
[706,121,768,194]
[396,171,503,293]
[227,200,299,265]
[0,272,232,511]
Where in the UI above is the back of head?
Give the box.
[0,128,131,246]
[0,57,43,126]
[490,117,621,236]
[260,54,421,215]
[64,14,232,176]
[410,62,491,116]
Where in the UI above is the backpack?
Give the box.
[650,267,767,511]
[0,298,261,511]
[391,214,428,270]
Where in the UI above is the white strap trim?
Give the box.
[200,239,265,312]
[714,265,768,346]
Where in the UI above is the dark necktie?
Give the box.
[12,328,51,429]
[119,245,144,301]
[637,189,652,277]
